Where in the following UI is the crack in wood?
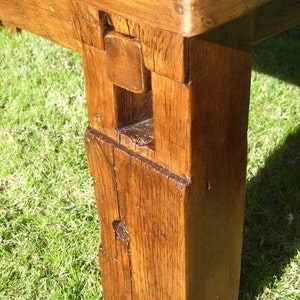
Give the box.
[85,127,190,186]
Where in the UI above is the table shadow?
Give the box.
[240,127,300,299]
[239,26,300,299]
[251,26,300,86]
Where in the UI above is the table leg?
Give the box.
[81,10,253,299]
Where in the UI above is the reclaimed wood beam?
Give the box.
[0,0,81,52]
[77,0,271,37]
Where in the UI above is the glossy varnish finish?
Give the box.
[1,0,299,299]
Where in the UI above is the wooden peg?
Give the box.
[104,31,151,93]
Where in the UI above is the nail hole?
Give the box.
[206,182,211,191]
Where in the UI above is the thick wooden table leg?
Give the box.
[80,7,253,299]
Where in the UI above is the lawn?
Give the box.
[0,25,299,299]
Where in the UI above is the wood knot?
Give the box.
[201,17,218,29]
[174,3,184,15]
[112,220,130,243]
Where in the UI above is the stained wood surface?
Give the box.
[70,1,106,50]
[105,31,151,93]
[81,44,117,138]
[85,129,188,299]
[78,0,271,36]
[0,0,81,52]
[186,16,253,298]
[253,0,300,41]
[1,0,298,41]
[1,0,299,299]
[106,13,189,83]
[83,14,253,299]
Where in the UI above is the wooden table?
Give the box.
[1,1,299,298]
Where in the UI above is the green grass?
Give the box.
[0,25,299,299]
[240,27,300,299]
[0,28,102,299]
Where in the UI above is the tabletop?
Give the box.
[78,0,271,36]
[0,0,299,51]
[0,1,277,39]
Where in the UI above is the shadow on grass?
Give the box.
[239,25,300,299]
[240,126,300,299]
[239,26,300,299]
[251,26,300,86]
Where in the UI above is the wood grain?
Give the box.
[81,44,118,138]
[105,31,151,93]
[78,0,270,37]
[185,15,253,298]
[152,73,192,177]
[0,0,81,52]
[85,130,132,299]
[84,13,253,299]
[253,0,300,42]
[113,87,153,129]
[70,0,106,50]
[85,128,188,299]
[107,13,188,83]
[2,0,298,298]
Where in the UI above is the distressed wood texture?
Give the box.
[1,0,299,299]
[0,0,81,52]
[78,0,271,37]
[83,13,253,299]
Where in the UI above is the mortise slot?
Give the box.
[102,21,154,150]
[114,86,154,150]
[114,86,152,127]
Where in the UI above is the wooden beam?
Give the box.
[84,14,253,299]
[0,0,81,52]
[253,0,300,42]
[78,0,271,37]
